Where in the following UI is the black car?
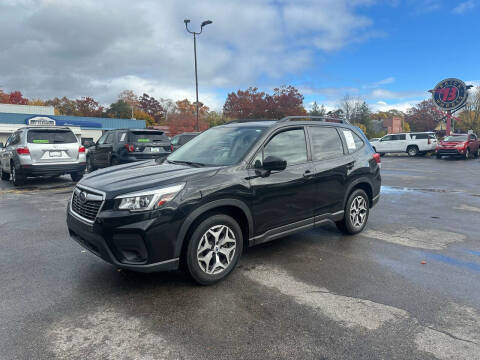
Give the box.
[86,129,171,171]
[170,132,200,151]
[67,117,381,285]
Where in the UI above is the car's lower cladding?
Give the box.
[20,163,86,176]
[67,209,181,272]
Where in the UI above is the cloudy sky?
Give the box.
[0,0,478,112]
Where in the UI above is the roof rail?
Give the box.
[224,119,277,124]
[279,115,351,124]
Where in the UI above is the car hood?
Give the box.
[78,160,219,197]
[439,141,464,146]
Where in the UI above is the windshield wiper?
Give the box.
[167,160,206,167]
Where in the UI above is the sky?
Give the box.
[0,0,479,113]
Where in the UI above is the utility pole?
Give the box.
[184,19,212,131]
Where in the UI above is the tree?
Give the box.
[405,99,444,132]
[309,102,326,117]
[28,99,45,106]
[206,111,228,127]
[403,121,411,132]
[456,88,480,134]
[266,85,307,119]
[168,99,209,134]
[0,90,9,103]
[45,97,77,115]
[139,93,165,122]
[223,87,269,119]
[107,100,132,119]
[75,97,104,117]
[8,91,28,105]
[133,110,155,127]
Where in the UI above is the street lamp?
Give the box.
[184,19,212,131]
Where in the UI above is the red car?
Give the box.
[436,133,480,159]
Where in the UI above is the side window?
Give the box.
[469,134,477,140]
[5,135,13,147]
[97,133,108,145]
[10,133,21,146]
[342,129,364,154]
[392,134,406,140]
[263,128,307,166]
[105,132,115,144]
[171,136,179,145]
[309,127,344,160]
[118,132,127,142]
[381,135,392,141]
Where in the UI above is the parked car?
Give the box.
[0,126,86,186]
[86,129,171,172]
[369,138,380,143]
[435,133,480,159]
[170,132,200,151]
[369,132,437,156]
[67,117,381,285]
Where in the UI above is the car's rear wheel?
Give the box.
[186,214,243,285]
[407,146,418,157]
[70,172,84,182]
[11,165,25,186]
[110,157,120,166]
[336,189,370,235]
[0,166,9,181]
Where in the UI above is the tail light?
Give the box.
[16,147,30,155]
[428,138,431,144]
[124,144,134,152]
[373,153,381,166]
[170,144,174,152]
[78,146,85,153]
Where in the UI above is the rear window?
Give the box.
[27,130,77,144]
[129,131,168,143]
[444,135,468,141]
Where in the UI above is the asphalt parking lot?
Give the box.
[1,156,480,360]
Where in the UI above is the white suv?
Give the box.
[370,132,437,157]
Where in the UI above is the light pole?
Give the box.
[184,19,212,131]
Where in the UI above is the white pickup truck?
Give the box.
[369,132,437,157]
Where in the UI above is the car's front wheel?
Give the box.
[336,189,370,235]
[70,171,84,182]
[186,214,243,285]
[465,148,470,159]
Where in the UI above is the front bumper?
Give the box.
[21,163,86,176]
[436,149,465,156]
[67,209,180,272]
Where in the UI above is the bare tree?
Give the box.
[457,88,480,133]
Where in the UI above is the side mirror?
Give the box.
[263,156,287,172]
[83,140,94,148]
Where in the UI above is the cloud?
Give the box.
[368,88,427,100]
[370,100,418,112]
[0,0,379,107]
[363,77,395,88]
[453,0,476,14]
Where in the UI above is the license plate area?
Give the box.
[144,147,160,153]
[49,151,62,157]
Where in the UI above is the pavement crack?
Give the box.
[423,325,478,345]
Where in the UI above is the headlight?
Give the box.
[116,183,185,211]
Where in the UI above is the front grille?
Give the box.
[71,189,103,221]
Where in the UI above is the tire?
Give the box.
[185,214,243,285]
[110,157,120,166]
[465,148,470,160]
[0,166,9,181]
[407,146,418,157]
[87,156,95,172]
[70,171,84,182]
[11,164,25,186]
[336,189,370,235]
[436,153,441,159]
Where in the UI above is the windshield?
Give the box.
[444,135,468,142]
[129,131,168,143]
[27,129,77,144]
[167,126,266,166]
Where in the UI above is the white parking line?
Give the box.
[244,265,409,330]
[363,226,466,250]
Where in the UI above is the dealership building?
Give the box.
[0,104,146,145]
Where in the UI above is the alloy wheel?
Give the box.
[197,224,236,275]
[12,166,16,183]
[349,195,368,228]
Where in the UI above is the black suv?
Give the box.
[86,129,171,171]
[67,117,381,284]
[170,132,200,151]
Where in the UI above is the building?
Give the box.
[0,103,55,115]
[371,116,403,134]
[0,111,146,145]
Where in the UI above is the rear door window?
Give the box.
[27,130,77,144]
[105,132,115,144]
[129,131,168,143]
[308,127,344,160]
[342,129,365,154]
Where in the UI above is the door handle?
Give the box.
[303,170,313,178]
[346,161,355,170]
